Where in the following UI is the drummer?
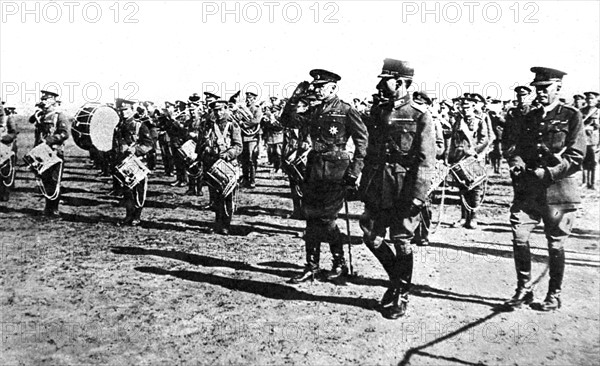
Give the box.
[199,100,242,235]
[447,95,490,229]
[113,99,154,226]
[29,90,70,217]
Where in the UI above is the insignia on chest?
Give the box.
[329,126,339,135]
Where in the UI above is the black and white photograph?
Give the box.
[1,0,599,364]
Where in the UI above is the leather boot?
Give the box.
[249,165,256,188]
[466,210,479,229]
[290,241,321,283]
[131,208,142,226]
[382,251,413,319]
[540,248,565,311]
[504,242,534,309]
[326,252,348,281]
[452,206,467,227]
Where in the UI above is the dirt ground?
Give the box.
[2,121,599,366]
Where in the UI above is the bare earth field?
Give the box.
[2,121,599,366]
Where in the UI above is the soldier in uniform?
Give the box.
[263,103,285,175]
[411,91,445,247]
[580,91,599,189]
[141,101,160,172]
[113,99,154,226]
[168,100,190,187]
[282,69,368,284]
[238,91,263,188]
[196,92,220,207]
[1,101,18,201]
[199,100,242,235]
[503,67,585,311]
[503,86,533,158]
[447,96,489,229]
[157,102,175,177]
[358,59,435,319]
[572,94,586,109]
[28,91,70,216]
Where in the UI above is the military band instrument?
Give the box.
[176,140,201,177]
[283,149,309,185]
[205,158,237,197]
[72,103,120,152]
[114,154,151,190]
[23,143,63,176]
[0,143,16,187]
[231,104,260,140]
[449,156,487,191]
[24,143,64,200]
[426,160,450,196]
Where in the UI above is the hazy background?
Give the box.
[1,0,599,113]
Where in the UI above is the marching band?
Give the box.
[1,60,599,319]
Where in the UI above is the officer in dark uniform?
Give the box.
[358,59,435,319]
[503,86,533,158]
[504,67,585,311]
[1,101,18,201]
[282,69,368,284]
[580,91,599,189]
[28,90,70,216]
[113,99,154,226]
[199,100,242,235]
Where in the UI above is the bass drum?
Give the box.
[72,103,120,152]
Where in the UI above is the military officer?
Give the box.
[503,86,533,158]
[200,100,242,235]
[29,91,70,216]
[282,69,368,284]
[447,96,489,229]
[503,67,585,311]
[1,101,18,201]
[113,99,154,226]
[580,91,599,189]
[358,59,435,319]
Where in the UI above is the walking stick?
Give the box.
[344,198,354,276]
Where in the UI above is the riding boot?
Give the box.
[452,205,468,227]
[504,241,534,308]
[290,240,321,283]
[540,247,565,311]
[382,250,413,319]
[326,232,348,281]
[249,165,256,188]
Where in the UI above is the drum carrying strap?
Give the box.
[0,150,16,187]
[213,121,231,151]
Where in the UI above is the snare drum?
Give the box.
[114,154,150,189]
[23,143,63,176]
[205,159,237,197]
[72,103,120,152]
[426,160,449,196]
[0,143,14,169]
[282,149,309,183]
[449,156,487,191]
[176,140,198,163]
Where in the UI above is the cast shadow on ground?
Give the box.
[111,246,507,308]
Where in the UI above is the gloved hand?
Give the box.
[218,152,229,161]
[509,165,524,180]
[408,198,424,217]
[1,135,12,144]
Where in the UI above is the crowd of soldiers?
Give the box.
[1,59,598,319]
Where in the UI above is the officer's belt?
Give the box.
[313,142,345,153]
[373,152,413,166]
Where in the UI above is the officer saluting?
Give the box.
[113,99,154,226]
[358,59,436,319]
[504,67,585,311]
[283,69,368,283]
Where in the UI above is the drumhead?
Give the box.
[89,105,120,151]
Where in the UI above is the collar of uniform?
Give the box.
[410,100,427,113]
[543,100,560,115]
[318,95,340,113]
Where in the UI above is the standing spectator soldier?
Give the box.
[1,101,18,201]
[157,102,175,177]
[580,91,599,189]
